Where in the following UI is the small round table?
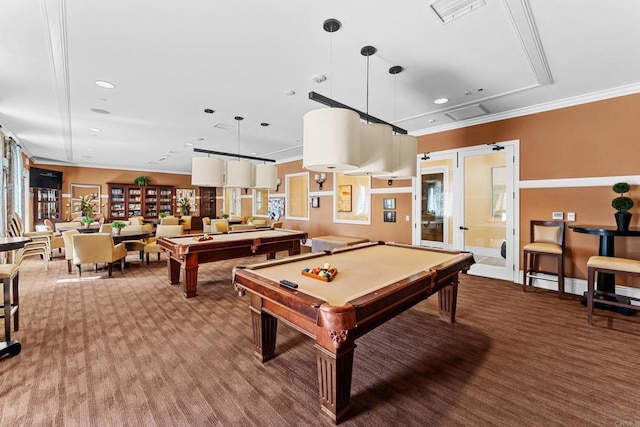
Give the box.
[0,236,31,359]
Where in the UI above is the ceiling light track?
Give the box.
[193,147,275,163]
[308,91,408,135]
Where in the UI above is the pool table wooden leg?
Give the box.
[315,343,355,423]
[182,254,199,298]
[250,295,277,362]
[167,257,180,285]
[438,281,459,323]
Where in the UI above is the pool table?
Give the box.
[157,229,307,298]
[232,241,474,422]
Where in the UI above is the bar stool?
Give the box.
[0,263,20,341]
[586,256,640,325]
[523,220,565,297]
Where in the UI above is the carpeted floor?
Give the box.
[1,250,639,426]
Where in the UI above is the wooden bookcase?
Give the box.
[107,183,174,220]
[33,187,61,224]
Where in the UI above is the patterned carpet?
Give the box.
[1,250,639,426]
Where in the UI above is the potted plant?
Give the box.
[134,176,151,186]
[75,195,95,217]
[111,220,127,235]
[80,216,94,228]
[178,198,191,216]
[159,212,168,219]
[612,182,634,231]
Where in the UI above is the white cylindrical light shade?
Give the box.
[254,164,278,189]
[225,161,254,188]
[302,108,360,172]
[374,134,417,180]
[191,157,225,187]
[345,123,393,176]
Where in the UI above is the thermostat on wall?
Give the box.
[552,212,563,220]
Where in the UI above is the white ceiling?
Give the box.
[1,0,640,174]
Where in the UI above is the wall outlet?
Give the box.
[567,212,576,221]
[405,215,410,221]
[552,211,563,220]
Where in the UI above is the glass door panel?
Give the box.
[459,147,514,281]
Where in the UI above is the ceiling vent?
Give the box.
[213,123,233,130]
[445,104,488,121]
[429,0,486,23]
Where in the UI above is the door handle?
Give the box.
[459,226,469,230]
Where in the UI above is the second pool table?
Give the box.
[158,229,307,298]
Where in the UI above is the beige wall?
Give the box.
[29,93,640,281]
[276,93,640,281]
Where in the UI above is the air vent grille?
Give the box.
[429,0,486,23]
[445,104,488,121]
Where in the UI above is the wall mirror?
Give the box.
[334,173,370,225]
[285,172,309,220]
[70,184,101,218]
[176,188,197,215]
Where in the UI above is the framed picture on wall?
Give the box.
[383,198,396,210]
[337,184,352,212]
[384,211,396,222]
[311,196,320,208]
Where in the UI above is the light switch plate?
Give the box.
[567,212,576,221]
[552,211,563,220]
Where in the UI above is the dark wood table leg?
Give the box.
[182,254,199,298]
[250,295,277,362]
[289,240,301,256]
[438,280,459,323]
[168,257,180,285]
[315,343,355,423]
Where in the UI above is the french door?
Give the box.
[415,141,519,282]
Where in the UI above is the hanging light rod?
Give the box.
[193,148,276,163]
[308,91,408,134]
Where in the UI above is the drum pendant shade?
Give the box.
[225,161,254,188]
[254,164,278,189]
[191,157,225,187]
[302,108,360,172]
[345,123,393,176]
[374,134,417,180]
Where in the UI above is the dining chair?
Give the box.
[522,220,565,297]
[143,224,183,264]
[72,233,127,277]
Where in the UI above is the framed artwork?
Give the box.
[311,196,320,208]
[383,198,396,209]
[384,211,396,223]
[338,184,352,212]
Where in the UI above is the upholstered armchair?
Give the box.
[160,216,180,225]
[202,217,212,233]
[143,224,183,264]
[61,229,80,273]
[213,221,229,233]
[72,233,127,277]
[181,215,192,233]
[43,218,65,256]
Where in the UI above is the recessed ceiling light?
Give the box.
[428,119,436,123]
[434,98,449,105]
[204,108,215,114]
[251,152,257,155]
[90,108,110,114]
[184,142,194,147]
[88,127,102,132]
[95,80,115,89]
[194,137,204,141]
[261,122,270,127]
[284,89,296,96]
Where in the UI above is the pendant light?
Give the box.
[225,116,255,188]
[345,46,393,176]
[303,18,360,173]
[191,156,225,187]
[375,66,417,181]
[253,163,278,190]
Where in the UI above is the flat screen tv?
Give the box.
[29,167,63,189]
